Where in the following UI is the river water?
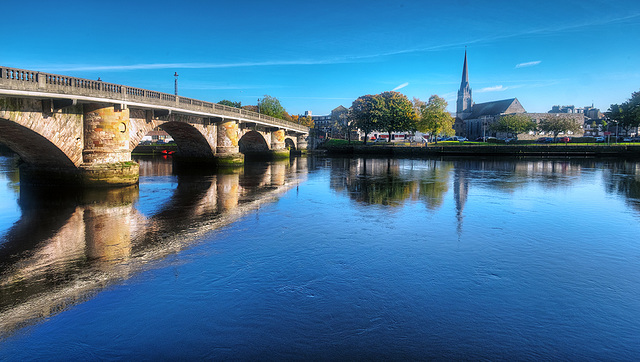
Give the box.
[0,154,639,360]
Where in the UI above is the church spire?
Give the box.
[461,49,469,87]
[456,49,473,117]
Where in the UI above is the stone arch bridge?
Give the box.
[0,66,308,187]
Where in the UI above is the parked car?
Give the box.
[623,137,633,142]
[374,137,388,143]
[595,136,606,143]
[558,137,571,143]
[536,137,553,143]
[452,136,468,142]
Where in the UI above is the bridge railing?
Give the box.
[0,66,308,133]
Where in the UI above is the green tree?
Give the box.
[538,114,582,140]
[258,95,286,119]
[416,95,454,144]
[350,94,384,145]
[378,91,417,140]
[607,90,640,134]
[490,114,537,140]
[218,99,242,108]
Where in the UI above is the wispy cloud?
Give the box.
[34,13,640,75]
[477,85,507,93]
[39,58,366,72]
[516,61,541,68]
[392,82,409,91]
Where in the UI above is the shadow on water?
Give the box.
[0,156,308,338]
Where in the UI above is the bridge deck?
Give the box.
[0,66,308,134]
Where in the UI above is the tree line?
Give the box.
[349,92,455,144]
[217,96,314,127]
[607,90,640,134]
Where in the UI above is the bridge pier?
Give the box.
[297,134,308,151]
[216,120,244,166]
[270,129,290,159]
[80,104,138,187]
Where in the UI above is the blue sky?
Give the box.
[3,0,639,115]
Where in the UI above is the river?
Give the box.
[0,154,639,360]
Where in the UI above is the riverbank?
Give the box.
[131,144,178,156]
[321,143,640,157]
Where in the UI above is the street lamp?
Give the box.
[257,98,261,114]
[174,72,179,96]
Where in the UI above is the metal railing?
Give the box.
[0,66,308,133]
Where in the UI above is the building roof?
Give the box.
[466,98,525,119]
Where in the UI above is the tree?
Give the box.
[242,105,259,113]
[331,105,352,142]
[416,95,454,144]
[218,99,242,108]
[258,95,286,119]
[378,91,417,140]
[298,115,314,128]
[350,94,384,145]
[490,114,537,140]
[607,90,640,134]
[538,114,582,140]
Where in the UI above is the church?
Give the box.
[453,51,583,140]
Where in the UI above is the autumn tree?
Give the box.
[538,114,582,140]
[258,95,286,119]
[282,111,293,122]
[416,95,455,144]
[378,91,417,140]
[350,94,384,145]
[242,105,259,113]
[298,115,314,128]
[490,114,537,140]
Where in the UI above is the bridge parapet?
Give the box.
[0,66,308,133]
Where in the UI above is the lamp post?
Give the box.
[174,72,179,96]
[257,98,261,114]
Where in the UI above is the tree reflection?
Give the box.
[601,160,640,212]
[418,161,452,210]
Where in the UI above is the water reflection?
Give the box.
[328,157,640,217]
[0,157,306,338]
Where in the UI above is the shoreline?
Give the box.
[320,143,640,158]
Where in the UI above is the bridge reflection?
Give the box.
[0,157,308,338]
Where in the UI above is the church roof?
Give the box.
[466,98,525,119]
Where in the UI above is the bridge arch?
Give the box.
[158,121,216,159]
[239,131,270,154]
[0,117,77,168]
[284,137,296,151]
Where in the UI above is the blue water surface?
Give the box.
[1,157,639,360]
